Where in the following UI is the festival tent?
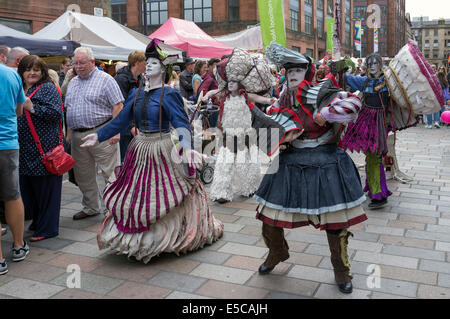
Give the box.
[214,25,263,52]
[33,11,184,61]
[149,18,234,59]
[0,23,79,56]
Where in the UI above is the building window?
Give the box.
[292,46,300,52]
[112,0,127,25]
[425,29,429,36]
[290,0,299,31]
[318,0,324,11]
[144,0,168,26]
[327,0,333,17]
[0,17,31,34]
[434,29,438,36]
[433,40,439,48]
[317,18,324,39]
[305,15,312,34]
[305,0,312,35]
[185,0,212,23]
[306,48,314,58]
[229,0,239,22]
[290,10,299,31]
[425,40,430,48]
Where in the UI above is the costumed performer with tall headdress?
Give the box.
[80,39,223,263]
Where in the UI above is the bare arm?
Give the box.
[201,88,222,102]
[16,103,24,117]
[193,79,201,95]
[248,93,276,106]
[112,102,123,118]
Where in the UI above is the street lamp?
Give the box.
[143,0,148,35]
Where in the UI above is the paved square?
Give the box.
[1,126,450,299]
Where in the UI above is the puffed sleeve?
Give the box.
[249,103,304,156]
[162,88,192,149]
[345,74,366,92]
[319,91,362,124]
[97,88,137,142]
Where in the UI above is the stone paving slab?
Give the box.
[1,125,450,299]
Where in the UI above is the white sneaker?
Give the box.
[425,125,432,129]
[434,122,441,128]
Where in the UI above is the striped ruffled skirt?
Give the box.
[98,132,223,262]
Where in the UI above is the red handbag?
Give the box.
[25,84,75,176]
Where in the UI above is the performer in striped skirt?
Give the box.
[80,39,223,263]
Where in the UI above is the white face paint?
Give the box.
[228,81,239,93]
[368,59,382,77]
[287,67,307,89]
[146,57,162,77]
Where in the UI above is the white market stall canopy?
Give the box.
[33,11,184,61]
[214,25,263,51]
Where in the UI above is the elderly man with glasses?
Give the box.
[65,47,124,220]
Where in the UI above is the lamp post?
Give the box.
[143,0,148,35]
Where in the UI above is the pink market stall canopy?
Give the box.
[149,18,234,59]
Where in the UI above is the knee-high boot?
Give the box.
[326,229,354,294]
[258,223,290,274]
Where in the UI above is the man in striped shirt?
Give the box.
[65,47,124,220]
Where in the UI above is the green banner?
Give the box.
[257,0,286,48]
[326,18,334,52]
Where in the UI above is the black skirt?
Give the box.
[254,144,365,215]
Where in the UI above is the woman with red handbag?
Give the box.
[17,55,64,242]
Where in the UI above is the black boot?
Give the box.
[216,198,229,204]
[326,229,354,294]
[368,198,388,210]
[258,223,289,275]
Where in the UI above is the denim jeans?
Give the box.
[426,111,441,125]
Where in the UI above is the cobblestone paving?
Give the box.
[1,124,450,299]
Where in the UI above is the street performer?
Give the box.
[342,53,418,209]
[249,42,367,294]
[80,39,223,263]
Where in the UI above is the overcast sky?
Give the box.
[406,0,450,20]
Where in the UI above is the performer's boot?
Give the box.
[258,223,290,275]
[326,229,354,294]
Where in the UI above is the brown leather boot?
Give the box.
[326,229,354,294]
[258,223,290,275]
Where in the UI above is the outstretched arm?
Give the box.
[201,88,222,102]
[248,93,276,106]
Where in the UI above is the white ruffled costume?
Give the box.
[209,94,262,201]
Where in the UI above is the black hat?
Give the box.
[185,57,195,65]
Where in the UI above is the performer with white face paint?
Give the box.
[248,42,366,294]
[80,39,223,263]
[342,53,418,210]
[201,51,277,204]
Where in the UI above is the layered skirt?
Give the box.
[98,132,223,262]
[342,105,388,156]
[209,142,261,201]
[254,144,367,230]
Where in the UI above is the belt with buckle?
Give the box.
[72,118,112,133]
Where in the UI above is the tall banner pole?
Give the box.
[257,0,286,48]
[333,0,342,60]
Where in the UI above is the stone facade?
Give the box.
[412,17,450,68]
